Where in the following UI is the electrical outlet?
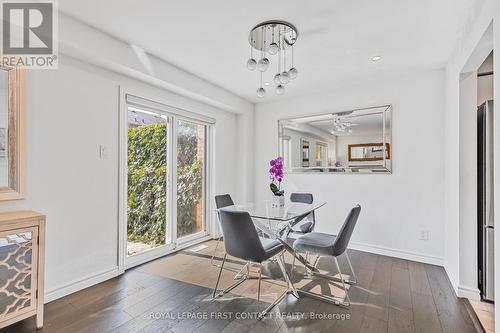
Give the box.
[419,230,430,241]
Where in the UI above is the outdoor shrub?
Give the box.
[127,122,203,246]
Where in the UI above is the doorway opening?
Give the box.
[475,50,495,331]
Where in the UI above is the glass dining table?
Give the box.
[221,199,326,238]
[219,199,326,302]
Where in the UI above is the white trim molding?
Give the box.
[44,267,120,303]
[457,285,481,300]
[349,241,444,266]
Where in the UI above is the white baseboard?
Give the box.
[457,285,481,300]
[44,267,120,303]
[349,241,444,266]
[443,265,460,297]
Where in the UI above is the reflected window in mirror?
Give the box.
[282,136,291,169]
[278,105,392,173]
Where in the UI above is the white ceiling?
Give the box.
[59,0,477,103]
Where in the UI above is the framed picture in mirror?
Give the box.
[348,143,391,162]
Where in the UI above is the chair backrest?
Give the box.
[332,205,361,256]
[290,193,313,204]
[215,194,234,209]
[290,193,315,232]
[218,210,266,262]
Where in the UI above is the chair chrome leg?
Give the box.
[259,290,288,320]
[213,253,227,298]
[291,255,296,281]
[334,257,350,306]
[210,236,222,267]
[257,263,262,314]
[345,252,357,284]
[305,253,320,278]
[234,262,250,280]
[277,254,299,298]
[258,257,290,320]
[217,273,248,298]
[313,254,321,268]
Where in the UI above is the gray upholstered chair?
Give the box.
[288,193,317,275]
[292,204,361,306]
[289,193,316,234]
[211,194,234,267]
[213,209,294,317]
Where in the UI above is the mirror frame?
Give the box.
[0,66,25,200]
[278,105,392,174]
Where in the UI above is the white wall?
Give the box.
[0,54,243,301]
[254,70,445,264]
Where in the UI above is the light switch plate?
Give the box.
[98,145,107,159]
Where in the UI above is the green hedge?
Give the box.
[127,122,203,246]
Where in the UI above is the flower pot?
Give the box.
[271,195,285,208]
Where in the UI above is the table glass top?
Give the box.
[219,200,326,221]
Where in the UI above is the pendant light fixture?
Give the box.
[247,20,298,98]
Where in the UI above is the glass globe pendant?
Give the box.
[289,67,298,79]
[257,58,270,72]
[246,58,257,71]
[274,73,281,84]
[279,71,290,84]
[256,87,266,98]
[276,84,285,95]
[268,42,279,55]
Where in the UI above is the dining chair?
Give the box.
[211,194,234,268]
[289,193,316,234]
[213,209,297,318]
[292,204,361,306]
[288,193,318,274]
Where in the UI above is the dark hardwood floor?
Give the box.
[0,242,477,333]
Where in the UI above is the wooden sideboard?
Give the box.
[0,211,45,329]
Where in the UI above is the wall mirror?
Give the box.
[0,66,24,199]
[278,105,392,173]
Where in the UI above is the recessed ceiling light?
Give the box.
[264,82,270,86]
[371,56,382,61]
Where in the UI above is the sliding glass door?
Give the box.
[126,108,172,259]
[176,119,206,241]
[123,104,209,267]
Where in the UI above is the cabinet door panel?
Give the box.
[0,227,38,320]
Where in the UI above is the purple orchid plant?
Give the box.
[269,156,285,196]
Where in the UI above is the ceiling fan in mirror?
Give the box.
[331,114,359,135]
